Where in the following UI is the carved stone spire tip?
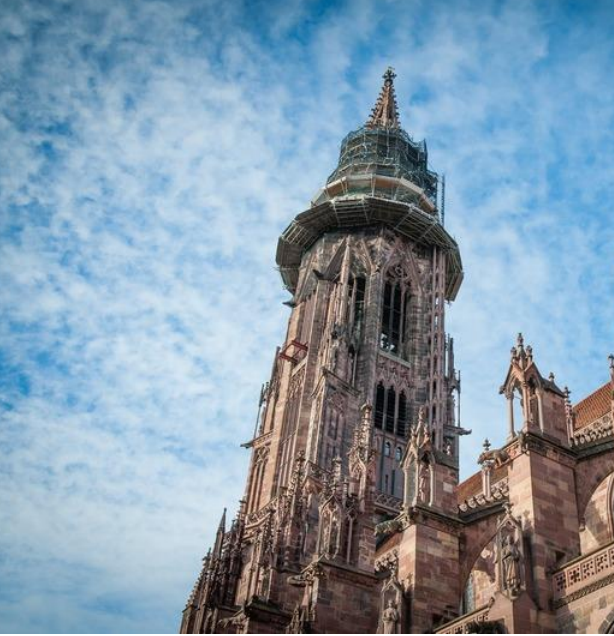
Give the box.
[366,67,401,130]
[383,66,396,84]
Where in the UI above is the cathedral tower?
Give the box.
[181,69,465,634]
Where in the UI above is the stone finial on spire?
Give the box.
[510,333,524,363]
[366,67,400,129]
[217,507,227,532]
[609,354,614,383]
[517,333,525,352]
[213,508,227,557]
[563,386,574,431]
[510,333,533,370]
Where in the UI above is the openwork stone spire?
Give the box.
[366,67,400,129]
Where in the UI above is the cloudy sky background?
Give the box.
[1,0,614,632]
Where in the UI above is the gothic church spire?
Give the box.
[366,67,400,129]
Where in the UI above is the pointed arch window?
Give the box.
[374,383,385,429]
[348,275,366,335]
[380,276,411,359]
[385,386,396,433]
[397,392,408,437]
[373,383,409,438]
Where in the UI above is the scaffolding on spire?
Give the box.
[324,69,438,205]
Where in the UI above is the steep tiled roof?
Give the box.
[573,382,612,430]
[457,471,482,503]
[457,464,508,504]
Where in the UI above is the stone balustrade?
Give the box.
[435,605,491,634]
[373,492,403,513]
[552,540,614,602]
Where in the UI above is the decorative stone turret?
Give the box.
[499,333,568,445]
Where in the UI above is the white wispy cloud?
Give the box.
[1,0,613,632]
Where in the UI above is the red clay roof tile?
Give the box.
[573,382,612,430]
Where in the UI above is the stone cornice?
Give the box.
[505,430,577,467]
[575,438,614,460]
[458,499,507,524]
[241,430,273,450]
[317,557,379,585]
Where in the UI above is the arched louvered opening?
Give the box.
[385,386,396,433]
[380,275,411,360]
[348,275,366,334]
[374,382,385,429]
[397,391,408,437]
[373,383,409,439]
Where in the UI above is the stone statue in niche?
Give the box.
[495,503,526,598]
[501,535,522,594]
[329,328,341,371]
[382,599,399,634]
[418,461,430,504]
[376,556,405,635]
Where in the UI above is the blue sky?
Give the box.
[1,0,614,632]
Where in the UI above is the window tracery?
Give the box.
[347,275,366,335]
[379,262,412,360]
[374,382,409,438]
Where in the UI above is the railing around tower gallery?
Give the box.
[551,539,614,605]
[435,604,492,634]
[373,492,403,514]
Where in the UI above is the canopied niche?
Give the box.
[376,552,407,634]
[401,407,435,507]
[495,504,526,598]
[462,504,527,614]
